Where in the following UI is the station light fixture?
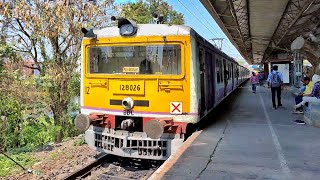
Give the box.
[111,16,138,36]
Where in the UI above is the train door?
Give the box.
[231,63,234,90]
[223,59,228,96]
[215,58,223,104]
[236,66,239,86]
[199,49,206,116]
[205,52,214,110]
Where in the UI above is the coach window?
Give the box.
[87,45,181,75]
[227,63,230,80]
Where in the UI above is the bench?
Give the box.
[303,99,320,127]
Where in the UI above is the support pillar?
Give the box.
[292,51,303,87]
[263,63,269,79]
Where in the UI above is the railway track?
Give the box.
[63,153,110,180]
[63,154,163,180]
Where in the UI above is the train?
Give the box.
[75,18,249,160]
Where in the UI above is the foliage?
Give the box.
[73,137,86,146]
[120,0,184,25]
[68,71,81,97]
[0,152,36,177]
[0,0,113,142]
[0,65,80,150]
[0,44,18,72]
[0,94,23,150]
[0,0,183,152]
[20,115,61,149]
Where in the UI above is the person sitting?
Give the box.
[139,59,153,74]
[295,74,320,110]
[293,77,313,114]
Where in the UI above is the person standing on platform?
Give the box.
[267,65,283,109]
[259,72,264,86]
[250,72,258,93]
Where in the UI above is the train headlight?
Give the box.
[111,16,138,36]
[122,97,134,110]
[120,24,136,36]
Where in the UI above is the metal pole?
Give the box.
[293,50,303,87]
[293,51,296,86]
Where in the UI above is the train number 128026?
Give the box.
[120,84,141,91]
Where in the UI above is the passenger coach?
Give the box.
[75,18,249,160]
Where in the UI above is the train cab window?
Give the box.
[87,45,181,75]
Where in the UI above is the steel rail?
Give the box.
[63,154,110,180]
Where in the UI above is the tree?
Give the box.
[0,0,113,142]
[119,0,184,25]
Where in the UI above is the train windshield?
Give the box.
[88,45,181,75]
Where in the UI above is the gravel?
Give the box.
[85,158,163,180]
[4,137,163,180]
[5,136,97,180]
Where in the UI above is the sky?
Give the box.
[114,0,244,61]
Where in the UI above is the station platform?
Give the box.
[151,83,320,180]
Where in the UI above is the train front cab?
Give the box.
[78,31,197,160]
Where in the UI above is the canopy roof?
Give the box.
[201,0,320,64]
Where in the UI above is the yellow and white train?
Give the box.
[75,19,249,160]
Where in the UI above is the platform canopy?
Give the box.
[201,0,320,64]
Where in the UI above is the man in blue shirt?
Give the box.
[267,65,284,109]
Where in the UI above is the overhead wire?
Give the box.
[176,0,238,58]
[188,0,236,54]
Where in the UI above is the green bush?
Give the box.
[20,115,61,149]
[0,94,23,150]
[60,102,81,139]
[7,146,34,155]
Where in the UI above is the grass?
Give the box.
[0,152,36,177]
[73,137,86,146]
[48,151,59,160]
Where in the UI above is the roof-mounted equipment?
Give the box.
[81,28,97,38]
[152,12,164,24]
[111,16,138,36]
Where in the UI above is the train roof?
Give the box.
[90,24,245,68]
[93,24,191,37]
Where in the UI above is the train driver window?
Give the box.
[139,59,153,74]
[87,45,181,75]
